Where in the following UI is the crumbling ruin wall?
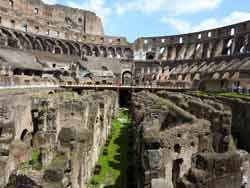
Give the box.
[0,94,33,187]
[131,91,248,188]
[0,90,119,188]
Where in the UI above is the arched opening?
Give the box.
[9,0,14,8]
[92,46,100,57]
[13,69,23,75]
[172,158,184,188]
[57,40,68,54]
[63,71,70,77]
[54,47,62,54]
[100,46,107,57]
[107,47,115,58]
[34,8,39,15]
[45,39,55,52]
[122,71,132,86]
[32,39,41,51]
[146,52,156,60]
[116,47,123,58]
[174,144,181,153]
[65,42,76,56]
[124,48,134,59]
[222,38,233,55]
[20,129,28,141]
[82,44,92,56]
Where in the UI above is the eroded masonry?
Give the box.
[1,0,250,188]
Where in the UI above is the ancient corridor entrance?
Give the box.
[119,90,132,107]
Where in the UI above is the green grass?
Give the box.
[191,91,250,101]
[89,108,132,188]
[19,149,42,171]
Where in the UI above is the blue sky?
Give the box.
[43,0,250,42]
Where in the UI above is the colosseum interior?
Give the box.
[0,0,250,188]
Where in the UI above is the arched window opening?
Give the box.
[34,8,39,15]
[35,26,39,33]
[231,28,235,36]
[174,144,181,154]
[9,0,14,8]
[179,37,183,44]
[20,129,28,141]
[208,31,212,38]
[146,52,156,60]
[10,20,15,28]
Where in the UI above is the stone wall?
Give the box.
[0,90,119,188]
[130,91,249,188]
[0,0,104,37]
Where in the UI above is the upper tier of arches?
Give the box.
[134,20,250,61]
[0,25,134,60]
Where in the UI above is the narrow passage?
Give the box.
[89,108,133,188]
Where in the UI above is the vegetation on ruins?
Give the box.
[19,149,42,171]
[191,91,250,101]
[89,109,132,188]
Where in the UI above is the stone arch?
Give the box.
[192,73,200,81]
[167,46,176,60]
[63,71,70,77]
[20,129,29,141]
[234,36,246,54]
[116,47,123,58]
[33,38,43,51]
[212,72,221,80]
[13,68,23,75]
[21,33,33,49]
[81,44,92,56]
[65,42,76,56]
[195,43,204,59]
[99,46,107,57]
[1,28,13,38]
[24,34,35,48]
[124,48,134,59]
[122,71,132,85]
[14,31,32,50]
[176,45,186,60]
[92,46,100,57]
[211,40,224,57]
[184,74,192,81]
[35,37,46,51]
[146,51,156,60]
[56,40,68,55]
[246,34,250,53]
[107,47,116,58]
[222,38,234,55]
[72,42,81,56]
[45,38,56,52]
[54,46,62,54]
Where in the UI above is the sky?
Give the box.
[42,0,250,42]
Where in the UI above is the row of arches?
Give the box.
[144,33,250,61]
[0,27,134,59]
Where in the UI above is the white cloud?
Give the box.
[162,11,250,33]
[42,0,57,4]
[115,0,222,15]
[67,0,111,22]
